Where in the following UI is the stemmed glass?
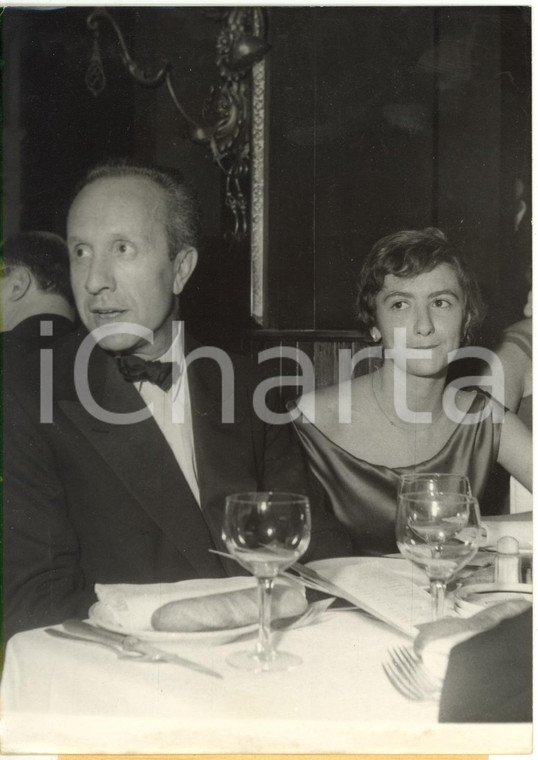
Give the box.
[396,491,481,620]
[398,472,472,498]
[223,491,311,672]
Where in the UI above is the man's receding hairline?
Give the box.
[71,173,166,202]
[67,171,181,262]
[68,175,170,228]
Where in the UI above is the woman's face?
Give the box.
[373,263,466,377]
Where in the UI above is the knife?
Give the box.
[47,619,223,679]
[289,561,358,601]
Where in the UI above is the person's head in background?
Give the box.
[1,231,75,332]
[66,161,200,359]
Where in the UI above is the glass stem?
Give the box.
[256,576,274,667]
[430,579,446,620]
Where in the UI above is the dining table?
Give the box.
[0,556,531,754]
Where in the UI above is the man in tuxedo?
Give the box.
[3,162,350,640]
[2,231,75,360]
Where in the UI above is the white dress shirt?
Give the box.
[135,338,200,505]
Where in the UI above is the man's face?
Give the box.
[67,176,195,359]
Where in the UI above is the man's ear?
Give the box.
[5,265,32,302]
[172,247,198,296]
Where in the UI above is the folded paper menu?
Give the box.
[306,559,433,637]
[94,576,306,632]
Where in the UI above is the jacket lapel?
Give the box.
[59,347,225,577]
[188,351,253,577]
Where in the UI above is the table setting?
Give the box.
[1,482,532,754]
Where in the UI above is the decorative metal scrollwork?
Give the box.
[85,7,270,243]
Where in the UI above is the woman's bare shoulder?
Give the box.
[297,375,372,425]
[296,384,339,422]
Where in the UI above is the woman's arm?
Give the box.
[493,341,531,412]
[497,410,533,493]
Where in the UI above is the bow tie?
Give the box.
[117,355,176,391]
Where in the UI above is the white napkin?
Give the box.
[94,576,257,631]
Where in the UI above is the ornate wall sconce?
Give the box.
[85,7,270,243]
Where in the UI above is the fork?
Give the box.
[383,645,442,701]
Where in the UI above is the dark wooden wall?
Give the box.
[265,7,531,345]
[3,8,137,235]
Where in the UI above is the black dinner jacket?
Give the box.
[2,313,75,357]
[2,313,75,388]
[3,327,350,639]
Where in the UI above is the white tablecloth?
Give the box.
[0,558,531,754]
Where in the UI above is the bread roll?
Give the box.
[152,585,307,632]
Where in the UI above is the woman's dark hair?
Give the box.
[356,227,485,344]
[70,160,202,257]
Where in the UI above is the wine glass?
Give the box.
[396,491,481,620]
[223,491,311,672]
[398,472,472,498]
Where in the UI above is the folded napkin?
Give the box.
[94,576,306,632]
[414,598,532,681]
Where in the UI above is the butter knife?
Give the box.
[46,619,222,679]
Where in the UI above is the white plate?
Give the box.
[88,602,258,646]
[454,582,533,616]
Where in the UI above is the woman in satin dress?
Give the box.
[291,228,532,554]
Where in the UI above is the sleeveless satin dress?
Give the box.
[291,390,502,555]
